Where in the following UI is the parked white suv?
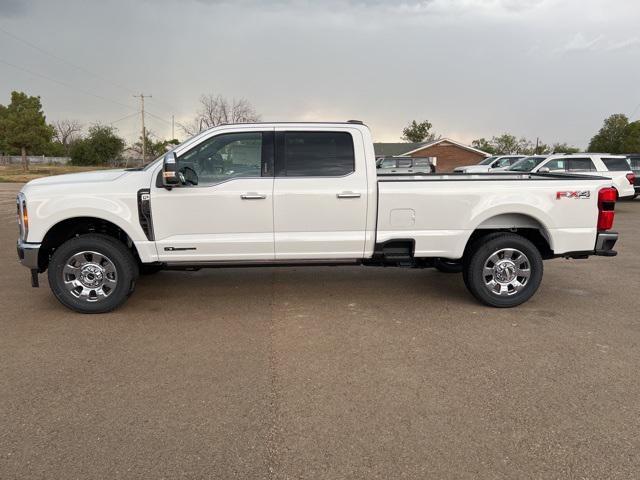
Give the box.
[454,155,525,173]
[511,154,636,199]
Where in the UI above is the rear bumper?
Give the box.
[594,232,618,256]
[561,231,618,259]
[16,240,41,270]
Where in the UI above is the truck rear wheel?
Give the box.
[48,234,138,313]
[433,258,463,273]
[464,233,543,308]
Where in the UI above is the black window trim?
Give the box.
[274,130,357,178]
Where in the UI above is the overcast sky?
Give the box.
[1,0,639,146]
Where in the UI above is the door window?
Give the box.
[543,159,566,171]
[380,158,396,168]
[397,158,413,168]
[279,131,355,177]
[567,158,596,172]
[178,132,269,186]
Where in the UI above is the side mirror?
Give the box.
[538,167,550,174]
[162,152,180,187]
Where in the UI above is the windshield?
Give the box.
[479,156,497,165]
[508,156,546,172]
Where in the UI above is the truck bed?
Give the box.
[375,172,611,259]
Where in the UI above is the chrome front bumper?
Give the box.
[16,240,41,270]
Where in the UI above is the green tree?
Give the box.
[0,91,54,170]
[0,103,9,154]
[588,114,629,153]
[491,134,520,154]
[70,124,125,166]
[402,120,437,143]
[131,131,179,164]
[622,121,640,153]
[471,137,497,155]
[551,142,580,154]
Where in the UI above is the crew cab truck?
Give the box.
[16,122,619,313]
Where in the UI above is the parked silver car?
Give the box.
[376,156,436,174]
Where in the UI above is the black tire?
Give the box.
[433,258,463,274]
[48,234,138,313]
[139,263,164,275]
[463,233,543,308]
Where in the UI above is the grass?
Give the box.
[0,164,114,183]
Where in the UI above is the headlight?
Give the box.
[16,193,28,241]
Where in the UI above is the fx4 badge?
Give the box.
[556,191,591,200]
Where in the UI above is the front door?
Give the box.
[152,130,275,262]
[273,128,368,259]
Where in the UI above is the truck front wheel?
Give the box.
[48,234,138,313]
[464,233,543,308]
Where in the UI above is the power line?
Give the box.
[110,111,140,125]
[0,25,137,96]
[0,26,177,118]
[0,58,137,111]
[146,110,172,125]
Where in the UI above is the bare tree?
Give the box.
[180,94,260,136]
[53,119,83,154]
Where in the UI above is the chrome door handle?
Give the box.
[337,192,361,199]
[241,193,267,200]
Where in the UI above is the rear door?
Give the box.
[273,128,368,259]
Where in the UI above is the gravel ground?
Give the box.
[1,182,639,479]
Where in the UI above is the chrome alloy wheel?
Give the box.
[482,248,531,296]
[62,251,117,302]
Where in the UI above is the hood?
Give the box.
[25,169,128,187]
[455,165,490,173]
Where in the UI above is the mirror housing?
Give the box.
[538,167,550,174]
[162,152,181,187]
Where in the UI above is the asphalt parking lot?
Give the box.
[1,182,639,479]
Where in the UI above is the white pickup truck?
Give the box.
[16,122,620,313]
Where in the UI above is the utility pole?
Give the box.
[171,114,175,140]
[133,93,151,165]
[535,137,539,155]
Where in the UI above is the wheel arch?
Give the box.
[464,212,554,260]
[38,216,141,272]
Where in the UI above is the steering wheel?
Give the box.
[179,166,199,186]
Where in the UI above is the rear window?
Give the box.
[282,131,355,177]
[602,157,631,171]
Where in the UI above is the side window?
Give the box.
[179,132,267,186]
[601,157,631,171]
[281,131,355,177]
[397,158,412,168]
[380,158,396,168]
[544,159,566,171]
[495,158,511,168]
[507,157,521,165]
[567,158,596,172]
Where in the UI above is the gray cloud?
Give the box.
[1,0,639,148]
[0,0,29,17]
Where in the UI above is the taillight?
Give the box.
[597,187,616,231]
[626,172,636,185]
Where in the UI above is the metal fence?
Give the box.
[0,155,71,165]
